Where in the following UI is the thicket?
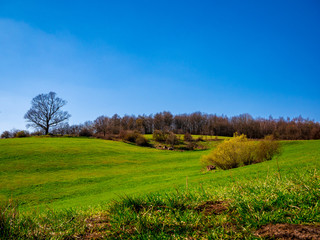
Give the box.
[152,130,168,142]
[152,130,206,150]
[15,131,29,138]
[152,130,180,147]
[0,130,30,138]
[79,128,93,137]
[202,134,281,170]
[121,131,149,146]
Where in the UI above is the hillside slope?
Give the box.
[0,137,319,211]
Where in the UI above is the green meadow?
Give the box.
[0,137,319,211]
[1,137,319,238]
[0,137,221,211]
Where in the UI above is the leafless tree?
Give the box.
[110,114,121,134]
[94,116,109,136]
[24,92,71,135]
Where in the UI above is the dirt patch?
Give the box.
[80,215,111,239]
[255,223,320,239]
[195,200,229,215]
[86,215,110,229]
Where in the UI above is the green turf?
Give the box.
[0,137,219,211]
[0,137,319,213]
[1,137,319,239]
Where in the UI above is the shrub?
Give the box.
[196,136,204,142]
[121,131,149,146]
[136,136,149,146]
[122,131,140,143]
[153,130,168,142]
[31,131,43,136]
[100,134,114,140]
[202,134,281,170]
[183,133,193,142]
[79,128,93,137]
[186,142,198,150]
[15,131,29,138]
[256,135,281,162]
[165,132,179,146]
[119,131,127,140]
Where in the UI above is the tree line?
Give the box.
[1,92,320,140]
[47,112,320,140]
[3,111,320,140]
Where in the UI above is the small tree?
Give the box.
[24,92,71,135]
[94,116,109,136]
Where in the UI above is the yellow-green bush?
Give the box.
[256,135,281,162]
[202,134,280,170]
[153,130,168,142]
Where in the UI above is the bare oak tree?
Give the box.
[24,92,71,134]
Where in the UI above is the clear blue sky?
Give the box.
[0,0,319,133]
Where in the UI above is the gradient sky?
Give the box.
[0,0,320,133]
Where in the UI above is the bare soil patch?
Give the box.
[80,215,110,239]
[255,223,320,239]
[195,200,229,215]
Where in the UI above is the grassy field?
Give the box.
[1,137,319,238]
[0,136,223,211]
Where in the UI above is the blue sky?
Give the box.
[0,0,319,133]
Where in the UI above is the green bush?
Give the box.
[202,134,281,170]
[152,130,168,142]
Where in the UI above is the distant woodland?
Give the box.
[2,111,320,140]
[41,112,320,140]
